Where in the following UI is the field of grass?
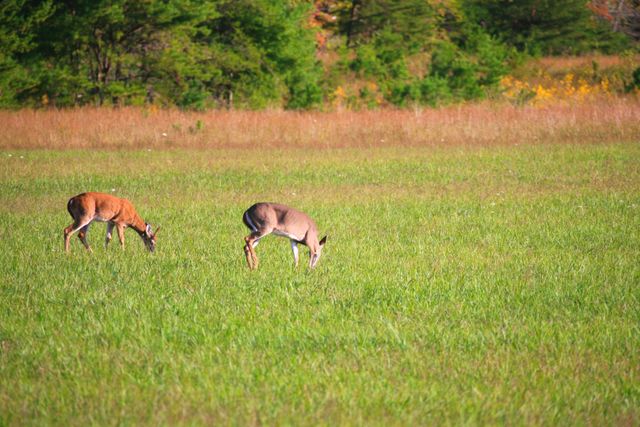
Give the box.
[1,106,639,425]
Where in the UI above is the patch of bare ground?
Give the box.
[0,98,638,150]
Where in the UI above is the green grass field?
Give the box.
[1,142,639,425]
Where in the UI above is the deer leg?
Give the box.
[116,224,125,251]
[105,223,114,248]
[249,237,263,268]
[290,240,299,267]
[64,224,74,253]
[77,224,93,252]
[244,230,268,270]
[64,219,91,253]
[243,241,254,270]
[244,235,259,270]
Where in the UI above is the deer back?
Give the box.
[69,192,142,227]
[247,203,318,244]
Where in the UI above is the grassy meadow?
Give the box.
[1,102,639,425]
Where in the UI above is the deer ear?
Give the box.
[319,236,327,246]
[145,223,152,235]
[154,226,160,235]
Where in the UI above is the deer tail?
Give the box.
[67,197,75,217]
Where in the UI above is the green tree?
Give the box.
[329,0,510,107]
[0,0,55,107]
[0,0,321,109]
[188,0,321,109]
[335,0,439,49]
[463,0,631,54]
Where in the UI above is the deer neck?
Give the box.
[306,233,319,254]
[129,215,147,236]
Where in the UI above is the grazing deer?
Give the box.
[242,202,327,270]
[64,192,159,253]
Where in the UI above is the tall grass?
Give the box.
[0,98,638,150]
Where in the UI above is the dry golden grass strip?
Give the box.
[0,98,638,150]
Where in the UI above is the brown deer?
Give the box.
[242,202,327,270]
[64,192,159,253]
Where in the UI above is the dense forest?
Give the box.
[1,0,638,109]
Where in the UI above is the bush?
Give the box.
[471,32,511,86]
[178,81,209,111]
[628,66,640,93]
[429,41,483,100]
[419,76,453,107]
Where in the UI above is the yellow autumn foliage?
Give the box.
[500,70,615,106]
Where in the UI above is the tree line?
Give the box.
[0,0,637,109]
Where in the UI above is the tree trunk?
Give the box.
[346,0,361,48]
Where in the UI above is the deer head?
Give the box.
[142,223,160,252]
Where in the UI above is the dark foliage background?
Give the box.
[0,0,636,109]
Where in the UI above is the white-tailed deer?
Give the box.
[242,202,327,270]
[64,192,159,253]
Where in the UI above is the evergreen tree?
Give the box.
[185,0,321,109]
[0,0,55,107]
[463,0,631,54]
[0,0,321,109]
[335,0,439,49]
[328,0,509,106]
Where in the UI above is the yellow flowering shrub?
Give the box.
[500,70,615,105]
